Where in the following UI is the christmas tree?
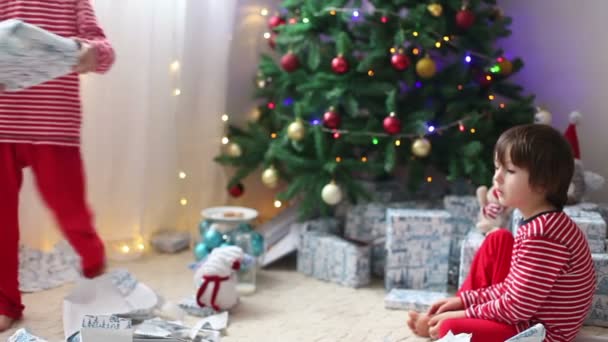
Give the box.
[215,0,535,217]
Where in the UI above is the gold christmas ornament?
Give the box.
[287,119,306,141]
[261,166,279,188]
[411,138,432,157]
[427,3,443,17]
[498,59,513,76]
[416,56,436,79]
[226,142,242,157]
[321,181,342,205]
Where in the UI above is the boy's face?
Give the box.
[493,151,543,210]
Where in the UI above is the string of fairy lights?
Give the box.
[218,3,512,206]
[112,3,190,259]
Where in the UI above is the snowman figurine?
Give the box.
[193,245,244,311]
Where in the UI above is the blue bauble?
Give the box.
[198,220,212,236]
[251,232,264,256]
[203,228,224,249]
[194,242,209,261]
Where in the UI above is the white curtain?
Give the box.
[18,0,237,250]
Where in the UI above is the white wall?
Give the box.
[500,0,608,202]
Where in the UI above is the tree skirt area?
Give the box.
[2,251,608,341]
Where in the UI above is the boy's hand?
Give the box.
[428,310,466,338]
[73,40,98,74]
[428,296,464,315]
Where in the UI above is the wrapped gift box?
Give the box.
[385,209,453,292]
[585,294,608,327]
[443,196,479,225]
[297,231,370,288]
[593,254,608,296]
[384,288,449,311]
[511,208,606,253]
[448,218,475,287]
[0,19,79,91]
[344,201,441,277]
[292,217,341,236]
[458,229,486,288]
[344,201,440,243]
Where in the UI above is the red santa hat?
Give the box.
[564,111,581,160]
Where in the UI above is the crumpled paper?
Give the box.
[505,323,546,342]
[436,331,472,342]
[63,269,158,339]
[0,19,79,91]
[8,328,48,342]
[134,318,221,342]
[19,241,81,293]
[178,296,220,317]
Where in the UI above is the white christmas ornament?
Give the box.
[533,108,552,125]
[321,182,342,205]
[193,246,244,311]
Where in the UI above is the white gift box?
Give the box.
[0,19,79,91]
[385,209,453,292]
[297,231,371,288]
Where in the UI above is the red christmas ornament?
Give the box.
[268,33,277,49]
[391,53,410,71]
[323,108,341,129]
[455,9,475,30]
[228,183,244,197]
[331,55,349,74]
[280,52,300,72]
[383,113,402,135]
[268,15,286,29]
[288,17,298,24]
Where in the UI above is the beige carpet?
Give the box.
[1,251,608,341]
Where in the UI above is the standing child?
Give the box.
[0,0,115,331]
[407,124,596,342]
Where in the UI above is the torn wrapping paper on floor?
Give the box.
[19,241,81,293]
[0,19,79,91]
[134,318,221,342]
[8,328,48,342]
[62,269,158,339]
[505,323,546,341]
[436,331,472,341]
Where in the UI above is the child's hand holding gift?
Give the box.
[73,40,98,74]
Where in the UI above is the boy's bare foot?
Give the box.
[407,311,431,337]
[0,315,15,332]
[407,310,419,333]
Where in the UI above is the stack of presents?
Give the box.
[260,180,608,327]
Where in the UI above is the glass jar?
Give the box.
[233,232,257,295]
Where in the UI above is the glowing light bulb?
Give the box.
[274,200,282,208]
[260,8,269,16]
[173,89,181,96]
[121,245,130,253]
[170,61,180,72]
[179,171,187,179]
[221,114,229,122]
[180,198,188,206]
[221,137,229,144]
